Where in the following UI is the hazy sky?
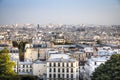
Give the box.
[0,0,120,25]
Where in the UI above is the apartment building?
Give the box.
[17,62,33,75]
[83,56,110,80]
[9,47,19,62]
[47,53,79,80]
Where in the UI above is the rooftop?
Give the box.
[48,53,76,62]
[91,56,110,62]
[98,50,117,56]
[19,61,33,65]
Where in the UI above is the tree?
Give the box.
[12,41,19,47]
[92,54,120,80]
[18,41,28,52]
[18,41,28,61]
[0,48,37,80]
[12,41,28,61]
[0,48,16,80]
[96,40,102,44]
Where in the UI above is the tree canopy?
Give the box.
[0,47,37,80]
[92,54,120,80]
[12,41,19,47]
[0,48,16,79]
[96,40,102,44]
[12,41,28,61]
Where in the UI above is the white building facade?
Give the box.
[17,62,33,75]
[83,56,110,80]
[47,53,79,80]
[33,61,46,78]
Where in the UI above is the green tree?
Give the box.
[18,41,28,61]
[12,41,28,61]
[12,41,19,47]
[96,40,102,44]
[92,54,120,80]
[0,48,16,80]
[18,41,28,52]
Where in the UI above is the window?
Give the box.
[62,74,64,78]
[50,63,51,67]
[54,63,56,67]
[71,74,73,78]
[58,74,60,78]
[58,63,60,67]
[26,69,28,72]
[22,69,25,72]
[71,68,73,72]
[54,68,56,72]
[53,74,56,78]
[58,68,60,72]
[67,63,69,67]
[67,68,69,72]
[49,74,52,78]
[95,62,97,65]
[49,68,51,72]
[30,69,32,72]
[82,66,84,69]
[23,65,25,68]
[19,69,20,72]
[62,69,64,72]
[71,63,73,67]
[62,63,64,67]
[67,74,69,78]
[30,65,32,68]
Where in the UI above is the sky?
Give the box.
[0,0,120,25]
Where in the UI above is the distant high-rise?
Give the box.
[37,24,40,29]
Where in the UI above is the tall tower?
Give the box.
[37,24,40,29]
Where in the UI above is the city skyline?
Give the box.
[0,0,120,25]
